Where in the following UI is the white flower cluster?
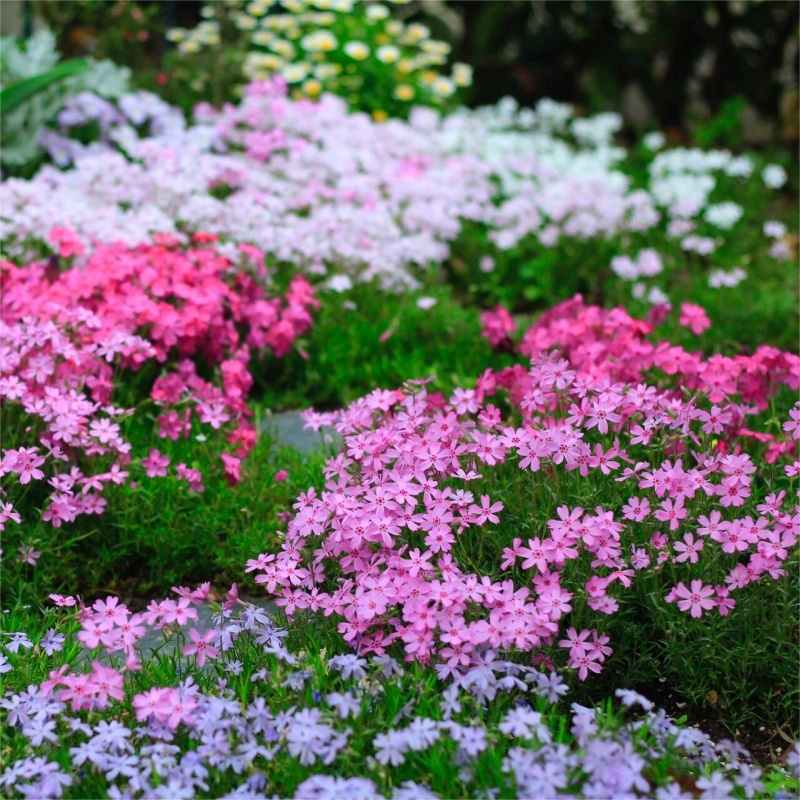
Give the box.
[611,249,664,281]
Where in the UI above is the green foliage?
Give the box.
[2,407,328,604]
[0,28,130,172]
[0,57,88,115]
[693,95,747,150]
[257,284,511,411]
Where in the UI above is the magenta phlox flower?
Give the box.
[673,533,704,564]
[141,449,170,478]
[182,629,219,668]
[672,580,716,618]
[679,303,711,335]
[468,494,504,526]
[655,496,688,531]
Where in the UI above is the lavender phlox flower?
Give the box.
[392,781,441,799]
[531,670,569,703]
[40,628,65,655]
[91,719,134,752]
[570,703,599,746]
[240,604,274,629]
[317,729,350,766]
[499,706,551,742]
[177,751,210,789]
[292,775,381,799]
[285,708,339,766]
[5,632,33,653]
[502,746,570,798]
[457,663,500,703]
[3,758,72,800]
[282,669,311,690]
[245,697,275,732]
[440,684,462,719]
[672,724,711,753]
[695,771,735,798]
[236,735,277,763]
[447,722,488,757]
[326,690,361,719]
[615,688,655,711]
[220,774,270,799]
[106,783,135,799]
[786,742,800,778]
[734,762,764,798]
[1,691,32,726]
[327,653,368,680]
[217,623,242,651]
[371,653,403,677]
[406,717,441,750]
[139,743,180,777]
[103,754,141,782]
[21,768,73,799]
[374,729,411,766]
[655,783,695,799]
[37,128,83,168]
[496,674,527,693]
[582,739,650,794]
[21,715,58,746]
[149,775,196,799]
[391,697,416,725]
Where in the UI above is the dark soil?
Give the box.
[640,680,798,769]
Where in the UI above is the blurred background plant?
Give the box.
[33,0,163,71]
[0,0,793,148]
[0,27,130,176]
[164,0,471,118]
[445,0,798,149]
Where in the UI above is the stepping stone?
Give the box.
[262,410,340,454]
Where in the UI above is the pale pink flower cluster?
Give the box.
[0,82,666,292]
[249,298,798,680]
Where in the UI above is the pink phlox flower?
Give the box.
[17,545,41,565]
[141,448,170,478]
[468,494,503,526]
[182,628,219,668]
[673,579,716,618]
[92,596,129,630]
[679,303,711,335]
[654,496,687,531]
[673,533,705,564]
[783,404,800,440]
[622,496,651,522]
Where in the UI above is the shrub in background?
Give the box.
[165,0,472,118]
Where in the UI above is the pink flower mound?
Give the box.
[0,236,318,528]
[516,295,799,411]
[251,308,798,682]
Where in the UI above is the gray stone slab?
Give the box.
[262,410,341,454]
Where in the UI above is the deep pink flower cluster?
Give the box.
[512,295,799,416]
[0,234,318,530]
[250,299,798,680]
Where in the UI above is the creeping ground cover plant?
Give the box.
[250,297,799,721]
[1,585,798,798]
[0,234,318,541]
[1,80,794,353]
[1,37,798,798]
